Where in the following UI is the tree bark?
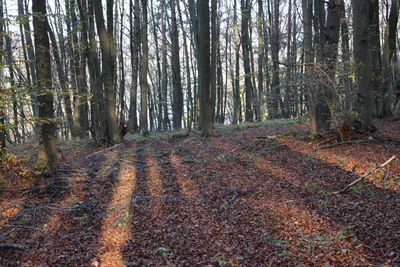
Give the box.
[197,0,213,136]
[0,0,5,151]
[352,0,379,128]
[170,0,184,129]
[140,0,149,136]
[93,0,121,144]
[128,0,140,133]
[241,0,254,122]
[32,0,57,170]
[381,0,399,117]
[232,0,241,124]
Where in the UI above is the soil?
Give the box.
[1,119,399,266]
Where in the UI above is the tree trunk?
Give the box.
[302,0,328,136]
[140,0,149,136]
[210,0,218,122]
[87,0,106,143]
[241,0,254,122]
[352,0,379,128]
[93,0,121,144]
[197,0,213,136]
[161,0,170,130]
[170,0,184,129]
[232,0,241,124]
[177,1,194,129]
[257,0,264,120]
[381,0,399,117]
[18,0,39,120]
[128,0,140,133]
[32,0,57,170]
[0,0,5,151]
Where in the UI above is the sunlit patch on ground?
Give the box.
[95,160,136,266]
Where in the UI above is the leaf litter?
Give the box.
[0,119,399,266]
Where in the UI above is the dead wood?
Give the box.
[86,144,122,159]
[309,138,400,152]
[131,195,203,204]
[0,243,25,249]
[334,156,396,194]
[1,224,43,231]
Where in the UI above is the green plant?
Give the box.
[156,247,171,256]
[117,211,132,227]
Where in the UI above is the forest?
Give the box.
[0,0,400,265]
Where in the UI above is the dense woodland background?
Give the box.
[0,0,400,169]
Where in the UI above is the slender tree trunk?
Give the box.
[86,0,106,143]
[303,0,327,136]
[257,0,264,120]
[232,0,241,124]
[32,0,57,169]
[210,0,218,122]
[241,0,254,122]
[269,0,283,118]
[128,0,140,133]
[161,0,170,130]
[197,0,213,136]
[170,0,184,129]
[150,0,163,131]
[284,0,293,118]
[340,1,353,112]
[93,0,121,144]
[46,19,74,138]
[0,0,5,151]
[118,9,125,123]
[140,0,149,136]
[18,0,39,120]
[381,0,399,117]
[177,1,194,129]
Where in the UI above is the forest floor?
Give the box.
[1,118,400,266]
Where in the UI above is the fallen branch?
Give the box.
[309,139,392,152]
[229,147,246,153]
[1,224,43,231]
[334,156,396,194]
[132,195,203,203]
[0,243,25,250]
[86,144,122,159]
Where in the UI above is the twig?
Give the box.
[86,144,122,159]
[313,137,336,147]
[1,224,43,231]
[227,187,238,204]
[132,195,203,203]
[309,139,387,152]
[0,243,25,249]
[334,156,396,194]
[229,147,246,153]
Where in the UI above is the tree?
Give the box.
[128,0,140,133]
[160,0,170,131]
[32,0,57,170]
[197,0,213,136]
[140,0,149,136]
[93,0,121,144]
[257,0,265,120]
[170,0,184,129]
[352,0,379,128]
[0,0,5,152]
[381,0,399,117]
[232,0,241,124]
[269,0,283,118]
[241,0,254,122]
